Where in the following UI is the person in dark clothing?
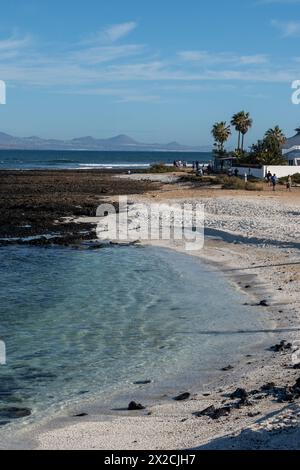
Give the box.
[271,174,277,191]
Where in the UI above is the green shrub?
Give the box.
[178,174,224,185]
[221,176,263,191]
[245,181,264,191]
[279,173,300,184]
[147,163,182,173]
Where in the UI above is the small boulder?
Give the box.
[128,401,145,410]
[230,388,248,400]
[133,380,152,385]
[270,341,292,352]
[194,405,231,420]
[221,365,234,371]
[173,392,190,401]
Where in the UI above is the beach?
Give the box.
[0,170,299,449]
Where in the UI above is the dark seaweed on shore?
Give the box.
[0,170,159,246]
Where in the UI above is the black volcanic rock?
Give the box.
[128,401,145,410]
[173,392,190,401]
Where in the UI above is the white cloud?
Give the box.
[104,22,137,42]
[239,55,268,65]
[178,50,268,66]
[178,51,210,62]
[0,26,298,104]
[59,87,160,103]
[0,34,31,51]
[72,44,144,64]
[271,19,300,37]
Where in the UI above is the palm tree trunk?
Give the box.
[241,133,245,152]
[237,132,240,151]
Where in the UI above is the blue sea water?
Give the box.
[0,150,213,170]
[0,244,273,432]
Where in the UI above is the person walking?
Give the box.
[271,174,277,191]
[266,171,272,186]
[286,175,292,192]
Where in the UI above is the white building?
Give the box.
[282,127,300,166]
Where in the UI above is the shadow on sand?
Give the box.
[191,405,300,450]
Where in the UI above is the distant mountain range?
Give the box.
[0,132,210,152]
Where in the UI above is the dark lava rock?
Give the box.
[194,405,231,420]
[261,382,276,391]
[73,412,88,417]
[128,401,145,410]
[133,380,152,385]
[258,300,269,307]
[293,363,300,370]
[0,407,31,419]
[248,411,261,418]
[270,341,292,352]
[257,378,300,403]
[221,365,234,371]
[230,388,248,400]
[253,394,264,400]
[236,398,253,408]
[173,392,190,401]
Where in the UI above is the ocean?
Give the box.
[0,150,213,170]
[0,244,273,432]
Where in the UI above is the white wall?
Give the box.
[232,165,300,179]
[264,166,300,178]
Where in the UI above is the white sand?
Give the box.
[7,186,300,450]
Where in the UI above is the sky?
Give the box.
[1,0,300,147]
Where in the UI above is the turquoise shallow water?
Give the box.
[0,245,272,431]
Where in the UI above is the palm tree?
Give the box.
[265,126,286,146]
[239,112,253,152]
[231,111,245,151]
[211,121,231,153]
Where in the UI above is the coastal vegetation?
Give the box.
[279,173,300,184]
[148,163,182,173]
[211,121,231,159]
[179,174,263,191]
[221,176,263,191]
[231,111,253,152]
[212,112,287,166]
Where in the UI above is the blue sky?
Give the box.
[1,0,300,147]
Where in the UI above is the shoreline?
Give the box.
[0,240,276,449]
[4,237,297,450]
[1,171,300,449]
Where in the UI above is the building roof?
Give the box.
[282,128,300,150]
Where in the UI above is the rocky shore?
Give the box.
[2,170,300,449]
[0,170,159,246]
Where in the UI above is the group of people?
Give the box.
[173,160,213,175]
[173,160,187,168]
[172,160,293,192]
[192,161,213,175]
[265,171,292,191]
[228,168,240,177]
